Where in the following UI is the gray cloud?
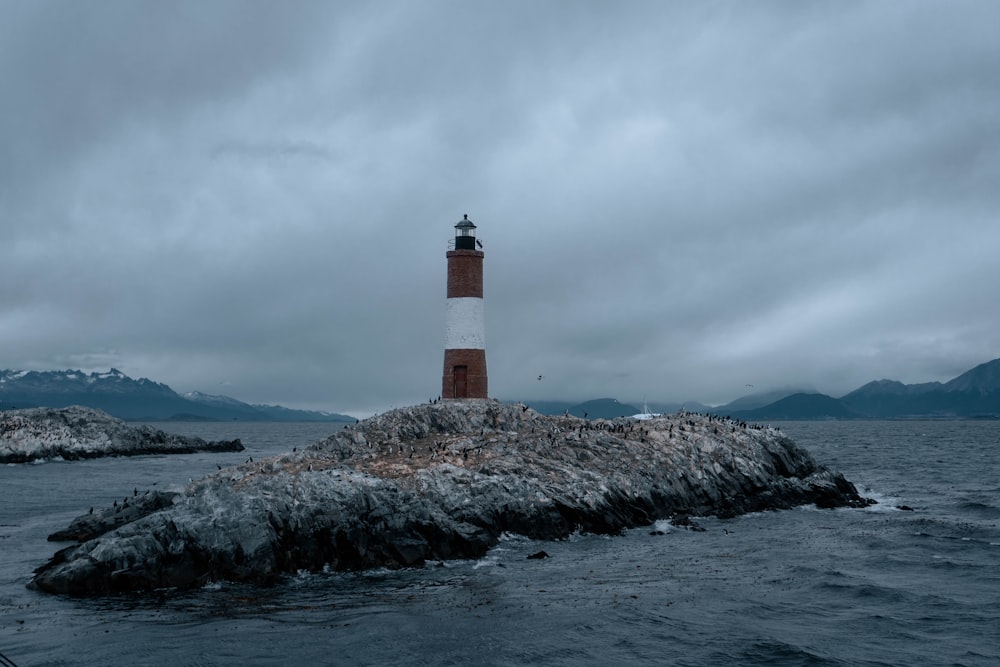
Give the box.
[2,1,999,415]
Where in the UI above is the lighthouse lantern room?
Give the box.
[453,215,478,249]
[442,214,488,399]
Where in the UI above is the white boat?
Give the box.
[631,399,660,420]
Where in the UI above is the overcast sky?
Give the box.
[3,1,999,416]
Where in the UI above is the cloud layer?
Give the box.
[3,1,999,415]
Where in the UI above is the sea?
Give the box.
[1,419,998,666]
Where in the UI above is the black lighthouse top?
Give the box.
[454,214,478,250]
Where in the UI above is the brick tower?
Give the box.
[442,214,487,399]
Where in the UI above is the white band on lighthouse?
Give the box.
[445,297,485,350]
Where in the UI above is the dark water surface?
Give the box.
[2,420,998,666]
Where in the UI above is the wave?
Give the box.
[953,500,1000,519]
[726,639,841,666]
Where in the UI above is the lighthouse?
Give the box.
[442,214,488,399]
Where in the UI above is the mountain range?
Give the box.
[719,357,1000,420]
[5,357,999,422]
[524,357,1000,421]
[0,369,355,422]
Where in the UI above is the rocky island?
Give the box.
[30,400,871,596]
[0,406,243,464]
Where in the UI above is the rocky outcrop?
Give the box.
[46,490,181,542]
[29,400,871,596]
[0,406,243,463]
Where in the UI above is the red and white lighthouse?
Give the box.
[442,214,487,399]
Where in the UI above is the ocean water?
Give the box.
[1,420,998,666]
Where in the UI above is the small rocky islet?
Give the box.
[29,400,872,596]
[0,406,243,464]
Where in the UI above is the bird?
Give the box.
[537,375,544,381]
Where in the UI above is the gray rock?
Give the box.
[0,406,243,463]
[29,401,871,596]
[47,490,181,542]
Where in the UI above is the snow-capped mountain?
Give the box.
[0,369,354,422]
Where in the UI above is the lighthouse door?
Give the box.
[453,365,468,398]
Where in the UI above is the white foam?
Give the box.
[859,490,905,512]
[651,519,674,533]
[472,556,500,570]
